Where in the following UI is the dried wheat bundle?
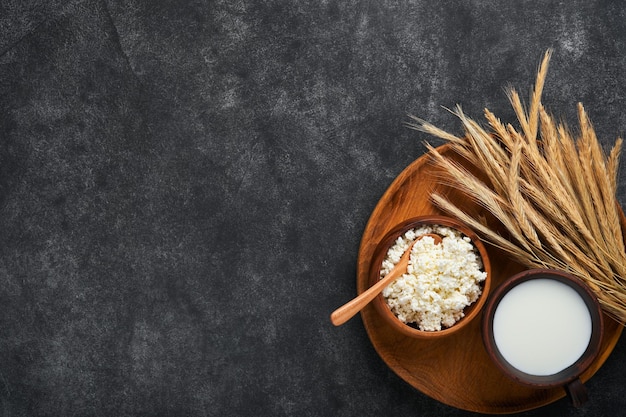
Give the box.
[408,49,626,325]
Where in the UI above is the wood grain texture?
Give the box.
[356,144,624,414]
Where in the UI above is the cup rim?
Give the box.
[368,215,491,338]
[481,268,604,387]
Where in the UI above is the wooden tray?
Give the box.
[356,144,624,414]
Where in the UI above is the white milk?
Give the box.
[493,278,592,376]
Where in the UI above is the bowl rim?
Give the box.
[481,268,604,387]
[368,215,492,339]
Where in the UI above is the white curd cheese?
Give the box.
[380,225,486,331]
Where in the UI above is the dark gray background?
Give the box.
[1,0,626,416]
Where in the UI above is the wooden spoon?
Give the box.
[330,233,442,326]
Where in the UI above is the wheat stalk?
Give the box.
[409,49,626,324]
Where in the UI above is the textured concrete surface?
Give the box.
[2,1,626,416]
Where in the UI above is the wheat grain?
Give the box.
[408,49,626,324]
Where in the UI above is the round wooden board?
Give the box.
[356,144,624,414]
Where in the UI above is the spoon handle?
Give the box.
[330,262,404,326]
[330,234,439,327]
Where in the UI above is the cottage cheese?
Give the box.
[380,225,486,331]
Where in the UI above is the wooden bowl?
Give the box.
[368,215,492,339]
